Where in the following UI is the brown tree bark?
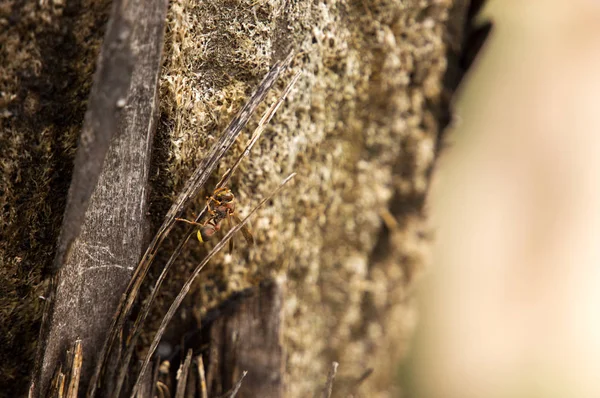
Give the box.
[145,0,471,396]
[0,0,472,396]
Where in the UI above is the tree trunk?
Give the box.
[0,0,472,395]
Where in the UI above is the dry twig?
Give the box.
[46,364,64,398]
[217,371,248,398]
[196,356,208,398]
[174,350,193,398]
[322,362,339,398]
[65,340,83,398]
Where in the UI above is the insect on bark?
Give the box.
[177,187,254,251]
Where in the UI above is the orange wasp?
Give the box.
[177,187,254,251]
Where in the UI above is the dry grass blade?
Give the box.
[56,373,66,398]
[217,371,248,398]
[134,359,154,398]
[196,356,208,398]
[131,173,296,396]
[50,370,66,398]
[89,53,293,397]
[174,350,193,398]
[150,360,161,398]
[65,340,83,398]
[47,364,64,398]
[111,69,301,397]
[322,362,339,398]
[217,71,301,189]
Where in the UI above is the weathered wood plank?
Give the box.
[32,0,168,394]
[205,281,285,398]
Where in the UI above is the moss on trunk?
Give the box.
[0,0,468,394]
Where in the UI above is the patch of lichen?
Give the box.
[0,0,110,394]
[144,0,454,396]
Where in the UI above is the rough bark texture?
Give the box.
[144,0,468,397]
[0,0,470,395]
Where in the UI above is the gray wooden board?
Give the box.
[33,0,168,394]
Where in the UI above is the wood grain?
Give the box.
[205,281,285,398]
[32,0,168,394]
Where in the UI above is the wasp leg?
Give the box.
[175,218,204,227]
[212,186,229,195]
[227,215,234,253]
[206,196,220,216]
[231,213,254,246]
